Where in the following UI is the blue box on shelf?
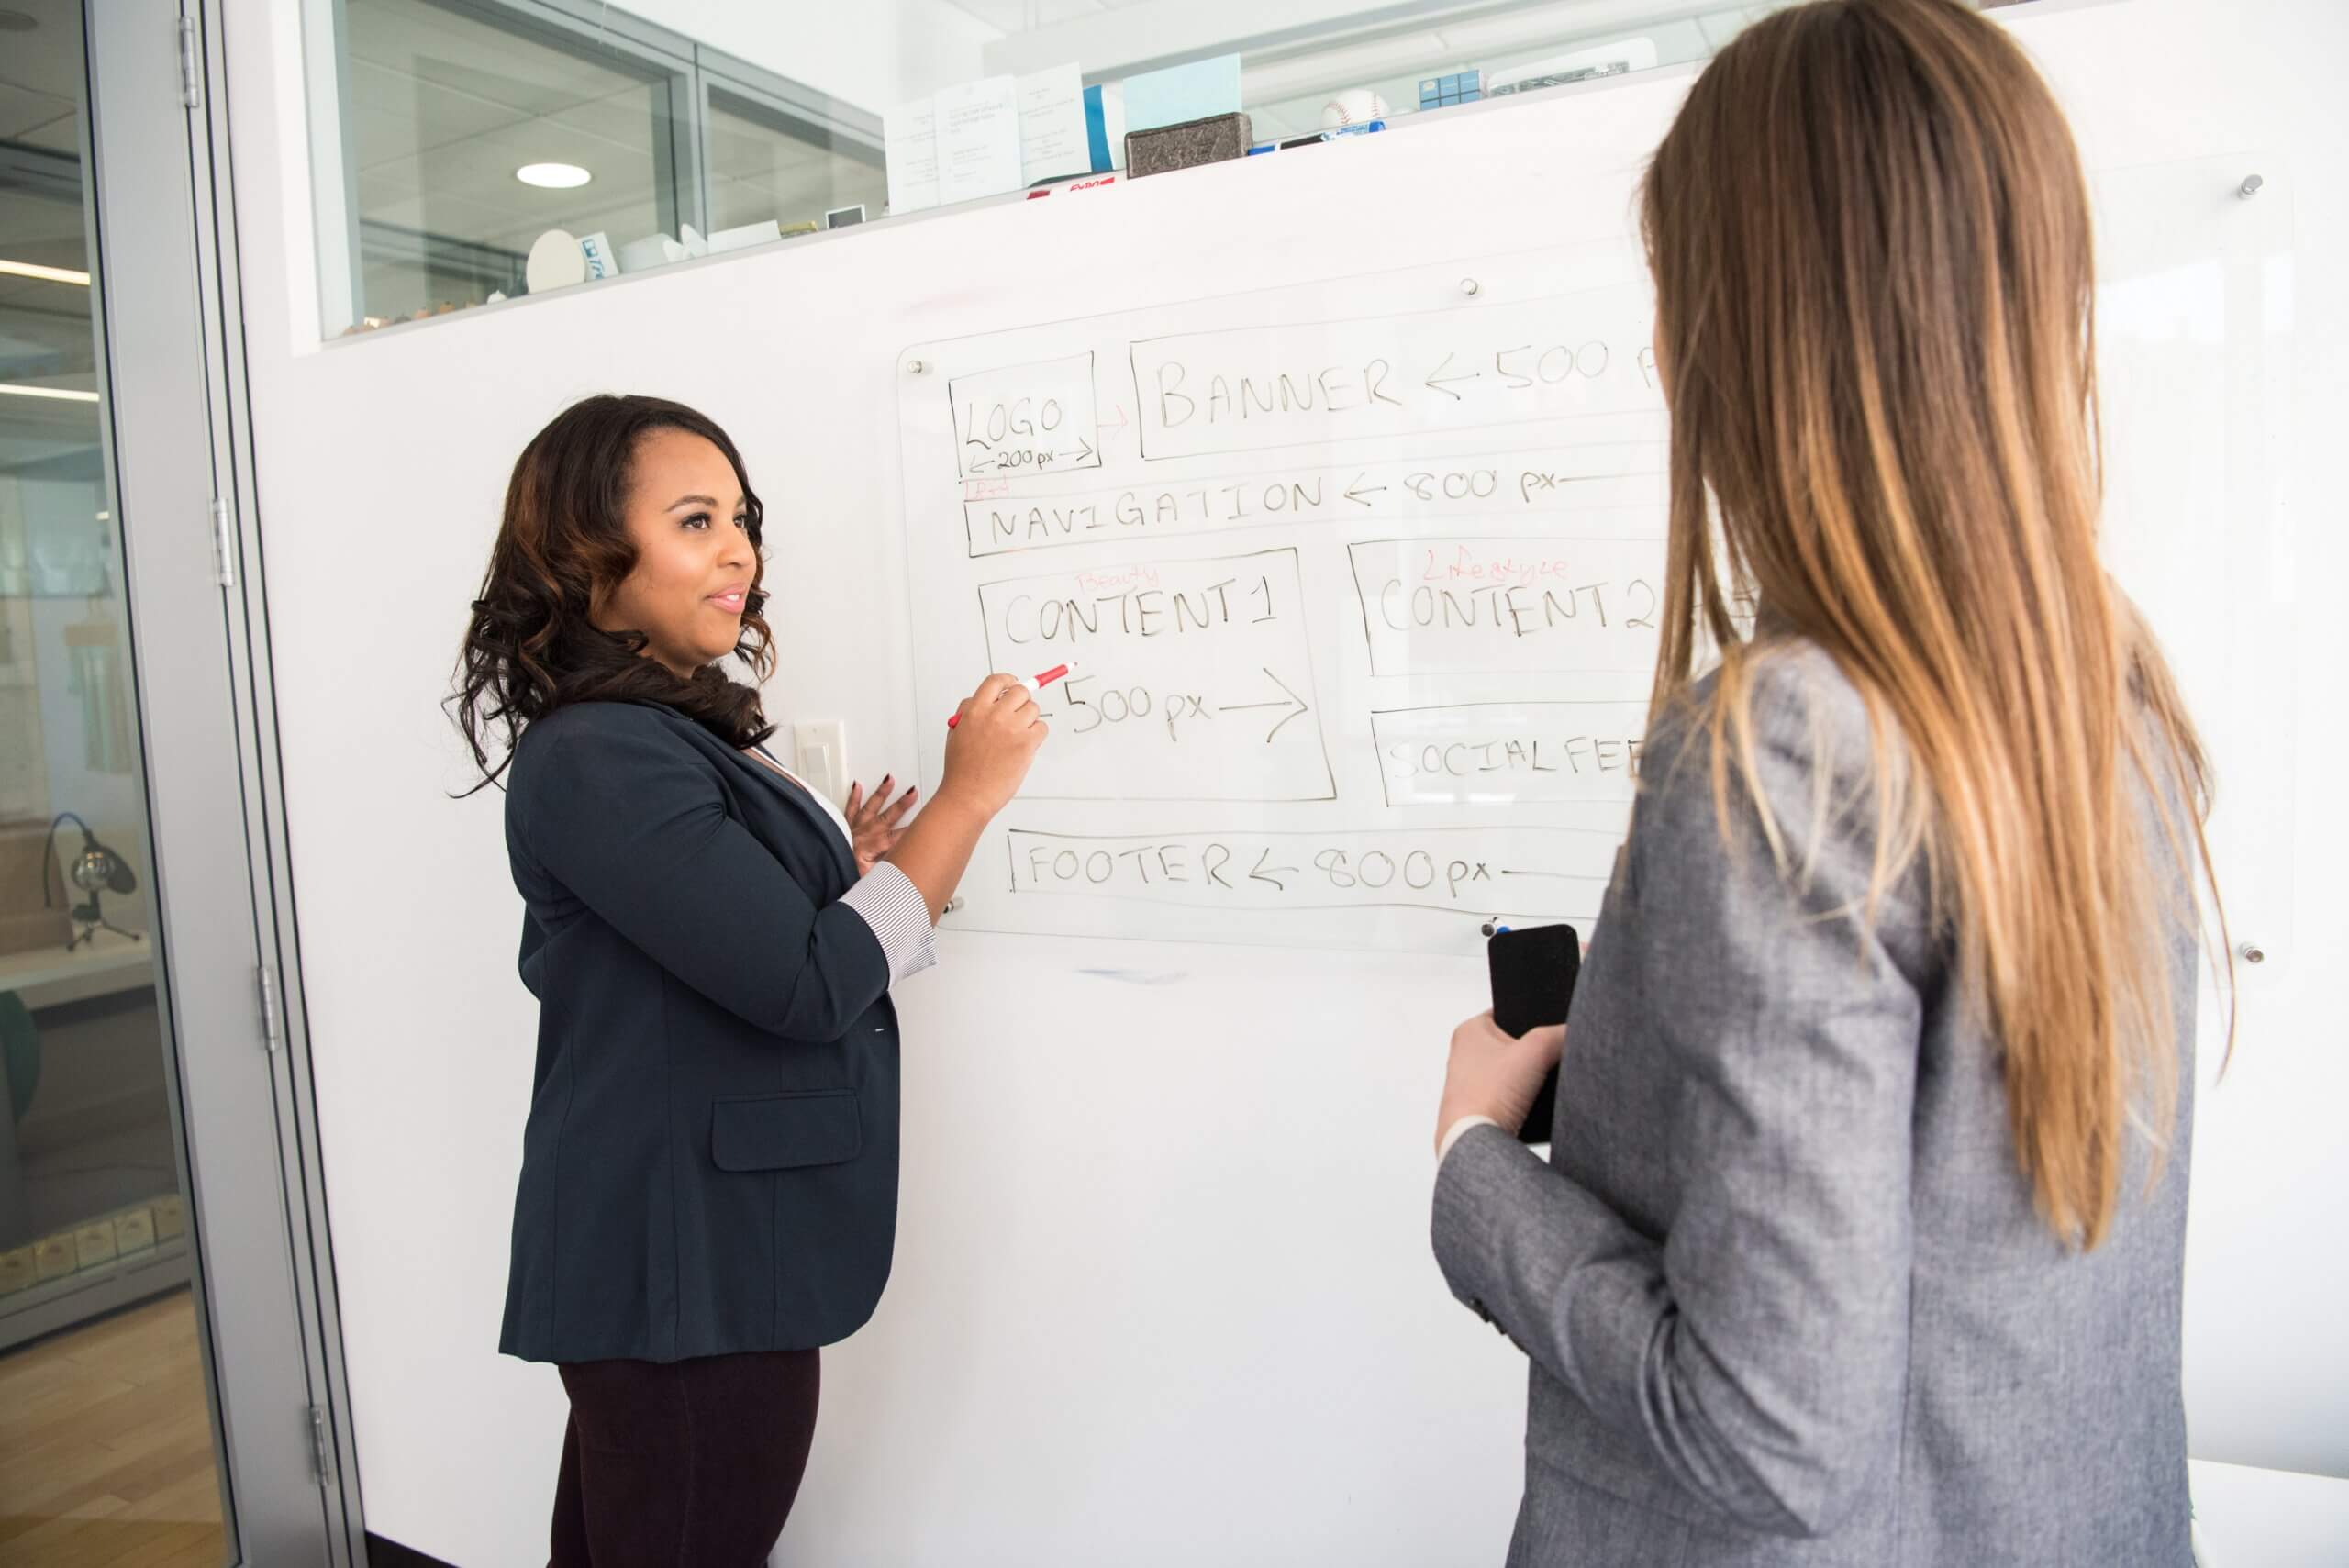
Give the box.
[1418,71,1484,109]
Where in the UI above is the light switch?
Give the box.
[793,720,848,806]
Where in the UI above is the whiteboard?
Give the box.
[2093,151,2298,972]
[239,5,2347,1562]
[898,246,1673,951]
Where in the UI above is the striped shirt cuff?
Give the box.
[839,862,938,984]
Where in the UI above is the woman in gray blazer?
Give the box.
[452,395,1046,1564]
[1431,4,2223,1564]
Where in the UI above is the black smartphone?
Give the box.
[1486,923,1581,1144]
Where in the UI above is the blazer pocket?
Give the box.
[710,1089,863,1172]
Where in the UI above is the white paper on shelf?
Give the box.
[884,98,940,214]
[936,75,1022,205]
[1018,63,1091,186]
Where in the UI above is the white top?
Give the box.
[750,747,938,985]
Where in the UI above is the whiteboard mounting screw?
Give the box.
[1461,278,1481,296]
[907,358,930,374]
[2236,174,2264,199]
[2238,942,2265,964]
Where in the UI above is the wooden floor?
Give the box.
[0,1289,227,1567]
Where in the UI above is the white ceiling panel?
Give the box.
[0,82,75,140]
[14,109,77,152]
[347,0,661,121]
[0,184,84,263]
[348,59,537,170]
[0,0,87,106]
[944,0,1110,33]
[541,83,673,159]
[707,110,837,183]
[0,297,91,354]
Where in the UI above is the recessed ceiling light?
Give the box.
[516,162,592,189]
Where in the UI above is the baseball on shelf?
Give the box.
[1321,88,1390,128]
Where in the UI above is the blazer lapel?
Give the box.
[729,745,858,889]
[619,704,860,893]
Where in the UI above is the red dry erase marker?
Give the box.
[946,662,1079,729]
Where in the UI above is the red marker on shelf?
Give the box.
[946,662,1080,729]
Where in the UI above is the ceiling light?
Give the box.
[516,162,592,189]
[0,384,100,403]
[0,259,89,285]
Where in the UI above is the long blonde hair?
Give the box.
[1640,0,2226,1248]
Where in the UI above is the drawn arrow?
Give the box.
[1054,437,1097,464]
[1101,402,1131,439]
[1249,847,1299,890]
[1342,472,1388,506]
[1219,665,1311,743]
[1423,351,1483,400]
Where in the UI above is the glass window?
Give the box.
[1237,6,1791,140]
[306,0,1880,339]
[3,3,233,1556]
[706,88,885,236]
[343,0,688,322]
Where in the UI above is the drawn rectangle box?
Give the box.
[948,351,1104,480]
[974,546,1335,802]
[1347,535,1666,677]
[1371,701,1650,807]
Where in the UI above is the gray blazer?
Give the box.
[1434,642,2196,1566]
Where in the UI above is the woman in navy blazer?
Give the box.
[452,394,1045,1565]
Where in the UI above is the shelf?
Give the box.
[0,931,158,1010]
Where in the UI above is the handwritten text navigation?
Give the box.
[961,445,1664,557]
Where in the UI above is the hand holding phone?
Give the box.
[1486,923,1581,1144]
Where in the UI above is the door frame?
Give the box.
[72,2,363,1560]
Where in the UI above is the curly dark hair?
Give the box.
[450,394,776,791]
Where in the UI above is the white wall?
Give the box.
[623,0,994,113]
[215,2,2349,1563]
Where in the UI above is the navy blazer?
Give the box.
[497,700,898,1364]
